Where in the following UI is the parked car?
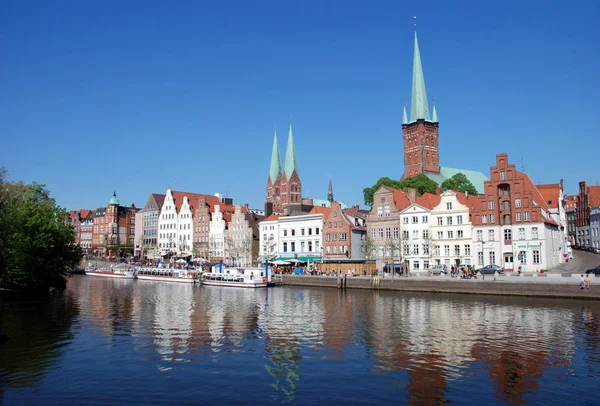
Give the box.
[476,265,505,275]
[585,265,600,275]
[430,264,447,275]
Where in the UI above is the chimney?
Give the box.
[408,189,417,202]
[465,191,469,199]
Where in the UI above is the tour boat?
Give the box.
[135,267,198,284]
[84,265,136,279]
[201,267,268,288]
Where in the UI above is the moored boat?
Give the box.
[201,267,268,288]
[135,267,198,284]
[84,265,136,279]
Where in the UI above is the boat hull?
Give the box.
[201,280,267,288]
[85,270,136,279]
[136,275,197,284]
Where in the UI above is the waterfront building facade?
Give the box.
[430,191,476,269]
[322,201,367,263]
[471,154,561,272]
[536,182,568,262]
[277,210,324,263]
[258,214,280,263]
[140,193,165,259]
[209,204,228,261]
[399,193,440,272]
[91,192,138,258]
[79,210,94,256]
[225,204,260,266]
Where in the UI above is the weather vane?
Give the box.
[414,15,417,29]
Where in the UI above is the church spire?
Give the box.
[268,129,282,183]
[283,123,298,180]
[410,31,431,122]
[431,103,438,123]
[327,177,334,203]
[402,105,408,125]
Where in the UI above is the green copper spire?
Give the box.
[402,105,408,125]
[283,123,298,180]
[268,130,282,182]
[109,191,119,206]
[431,103,438,122]
[410,32,431,122]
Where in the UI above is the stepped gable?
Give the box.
[171,190,219,214]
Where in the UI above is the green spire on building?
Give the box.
[109,191,119,206]
[431,103,438,123]
[402,105,408,125]
[410,32,431,122]
[269,130,282,182]
[284,123,298,180]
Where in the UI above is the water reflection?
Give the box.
[2,277,600,405]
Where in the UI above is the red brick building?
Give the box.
[266,124,302,215]
[91,192,138,258]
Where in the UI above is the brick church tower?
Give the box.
[401,31,440,178]
[266,124,302,214]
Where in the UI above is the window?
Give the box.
[378,228,384,239]
[504,229,512,241]
[518,228,525,240]
[300,241,305,252]
[516,212,522,222]
[457,215,463,225]
[423,244,430,254]
[488,200,494,209]
[447,202,453,210]
[283,242,288,252]
[414,244,419,254]
[301,228,305,236]
[515,198,521,208]
[283,229,288,237]
[371,229,376,240]
[308,241,313,252]
[437,231,444,239]
[333,222,337,228]
[291,229,296,236]
[308,228,312,236]
[413,230,419,239]
[477,230,483,241]
[412,216,419,224]
[518,250,526,264]
[488,230,495,241]
[413,261,420,270]
[422,215,428,223]
[434,245,441,256]
[500,171,506,180]
[377,207,382,217]
[490,214,495,224]
[326,246,331,254]
[393,227,399,239]
[444,245,450,256]
[424,260,429,270]
[465,245,471,255]
[291,242,295,252]
[457,230,464,238]
[403,230,410,239]
[385,228,391,240]
[326,234,331,242]
[315,240,320,251]
[532,227,538,239]
[340,232,347,241]
[316,228,320,235]
[447,216,453,225]
[524,212,530,221]
[437,217,443,226]
[403,245,410,255]
[478,251,483,265]
[533,250,540,264]
[482,215,488,224]
[422,230,429,239]
[403,217,409,224]
[453,245,459,256]
[489,251,496,264]
[384,206,390,217]
[448,231,454,238]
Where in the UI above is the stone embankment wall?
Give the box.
[280,275,600,300]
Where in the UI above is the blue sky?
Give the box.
[2,0,599,211]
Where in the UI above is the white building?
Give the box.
[209,204,227,260]
[157,189,179,256]
[177,196,194,257]
[225,204,258,266]
[430,191,477,269]
[537,182,568,263]
[398,194,439,272]
[258,214,280,263]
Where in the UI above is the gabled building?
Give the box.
[536,181,568,261]
[225,204,260,266]
[471,154,561,272]
[399,193,440,272]
[322,201,367,263]
[400,30,488,193]
[139,193,165,259]
[430,191,477,269]
[209,204,228,261]
[367,186,413,273]
[91,192,138,258]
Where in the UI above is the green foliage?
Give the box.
[398,174,439,196]
[363,174,439,206]
[363,177,403,207]
[0,168,82,291]
[440,173,479,196]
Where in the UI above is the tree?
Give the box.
[363,174,439,207]
[363,234,375,263]
[0,170,82,292]
[440,173,478,196]
[363,177,403,207]
[398,174,438,196]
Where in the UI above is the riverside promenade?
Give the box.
[280,273,600,300]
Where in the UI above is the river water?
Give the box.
[1,276,600,405]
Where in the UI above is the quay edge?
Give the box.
[280,275,600,300]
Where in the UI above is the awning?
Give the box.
[275,257,321,263]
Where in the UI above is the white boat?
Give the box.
[201,267,268,288]
[135,267,198,284]
[84,265,136,279]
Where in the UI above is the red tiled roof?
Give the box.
[455,191,479,210]
[391,189,412,210]
[223,213,232,223]
[536,184,560,209]
[415,193,441,210]
[171,190,219,214]
[309,206,331,216]
[517,172,550,212]
[79,209,93,219]
[589,186,600,208]
[263,214,280,222]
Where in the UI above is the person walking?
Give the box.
[580,274,585,290]
[585,274,591,290]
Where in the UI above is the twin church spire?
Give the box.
[268,123,298,183]
[266,123,302,214]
